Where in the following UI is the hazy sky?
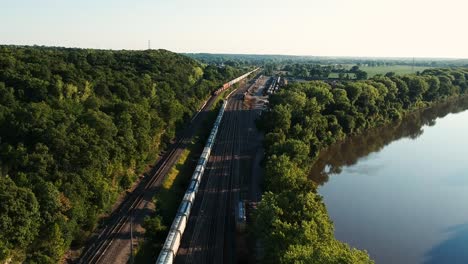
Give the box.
[1,0,467,58]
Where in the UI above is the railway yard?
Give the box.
[175,75,270,264]
[72,71,270,264]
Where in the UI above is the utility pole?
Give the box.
[148,40,151,50]
[130,212,134,264]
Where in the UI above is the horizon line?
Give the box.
[2,43,468,61]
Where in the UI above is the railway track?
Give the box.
[213,98,240,263]
[186,99,238,263]
[177,83,252,263]
[77,94,219,264]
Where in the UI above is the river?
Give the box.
[310,97,468,264]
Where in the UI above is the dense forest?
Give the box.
[256,68,468,263]
[0,46,244,263]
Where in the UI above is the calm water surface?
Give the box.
[310,97,468,264]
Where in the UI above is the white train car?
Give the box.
[156,100,228,264]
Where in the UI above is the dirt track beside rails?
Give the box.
[69,91,224,264]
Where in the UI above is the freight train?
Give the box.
[156,100,228,264]
[212,68,260,95]
[156,68,260,264]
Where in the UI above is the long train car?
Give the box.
[236,200,247,232]
[212,68,260,95]
[156,100,228,264]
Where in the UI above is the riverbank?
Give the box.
[310,94,468,182]
[255,68,468,263]
[314,94,468,264]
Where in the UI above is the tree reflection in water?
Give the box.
[310,96,468,185]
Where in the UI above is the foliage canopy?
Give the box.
[0,45,243,262]
[257,67,468,263]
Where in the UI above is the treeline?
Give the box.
[283,64,368,80]
[311,96,468,185]
[255,68,468,263]
[185,53,468,68]
[0,45,243,263]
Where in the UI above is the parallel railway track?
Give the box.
[178,83,251,263]
[77,94,219,264]
[76,69,259,264]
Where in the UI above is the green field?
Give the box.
[361,65,431,77]
[328,72,357,79]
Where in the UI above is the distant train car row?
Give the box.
[265,76,287,95]
[156,100,228,264]
[213,68,260,95]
